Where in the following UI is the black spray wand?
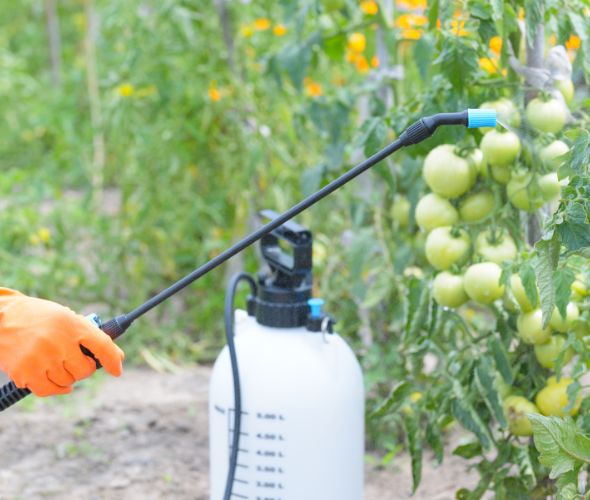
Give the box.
[0,109,496,411]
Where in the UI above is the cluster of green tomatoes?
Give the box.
[399,93,582,436]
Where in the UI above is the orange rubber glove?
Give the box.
[0,288,124,397]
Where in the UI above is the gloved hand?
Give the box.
[0,288,124,397]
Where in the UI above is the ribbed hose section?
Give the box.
[398,119,432,145]
[0,382,30,412]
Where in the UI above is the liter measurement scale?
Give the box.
[209,215,364,500]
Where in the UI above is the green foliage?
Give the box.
[530,414,590,479]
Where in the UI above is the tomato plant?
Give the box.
[3,0,590,497]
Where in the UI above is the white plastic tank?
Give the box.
[209,308,364,500]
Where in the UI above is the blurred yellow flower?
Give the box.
[566,34,581,50]
[29,227,51,246]
[395,13,427,29]
[208,85,222,102]
[254,18,271,31]
[347,32,366,53]
[345,49,357,63]
[450,19,469,36]
[240,24,254,37]
[355,55,370,73]
[401,28,423,40]
[361,1,379,15]
[38,227,51,243]
[304,77,323,97]
[479,57,497,74]
[548,34,557,46]
[273,24,287,36]
[116,83,135,97]
[479,57,507,76]
[396,0,426,8]
[518,8,525,21]
[489,36,502,55]
[371,55,379,68]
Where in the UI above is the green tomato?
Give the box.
[415,193,458,231]
[503,395,539,436]
[423,145,474,199]
[517,309,552,345]
[535,376,581,417]
[480,98,521,134]
[506,172,544,212]
[425,227,470,270]
[571,277,589,301]
[432,271,468,308]
[459,190,495,223]
[538,172,562,202]
[463,262,505,305]
[510,274,538,312]
[480,130,521,167]
[475,229,517,264]
[555,78,574,106]
[540,140,569,170]
[491,164,511,184]
[534,335,574,369]
[549,303,580,333]
[391,196,411,227]
[526,98,567,134]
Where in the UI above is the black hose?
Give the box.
[223,273,257,500]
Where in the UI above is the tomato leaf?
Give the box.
[475,357,508,429]
[488,336,513,385]
[554,267,574,320]
[425,417,444,464]
[453,441,482,459]
[534,235,560,327]
[556,201,590,253]
[515,445,536,490]
[404,280,431,346]
[451,381,493,450]
[370,380,412,418]
[355,117,387,157]
[426,0,439,30]
[560,129,590,179]
[434,35,478,92]
[402,413,423,493]
[529,414,590,479]
[555,467,580,500]
[519,262,539,309]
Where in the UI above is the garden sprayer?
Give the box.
[0,109,496,500]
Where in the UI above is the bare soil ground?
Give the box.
[0,367,477,499]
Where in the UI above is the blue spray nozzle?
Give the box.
[467,108,497,129]
[308,298,325,318]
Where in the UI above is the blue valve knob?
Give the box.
[467,108,497,129]
[308,298,325,319]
